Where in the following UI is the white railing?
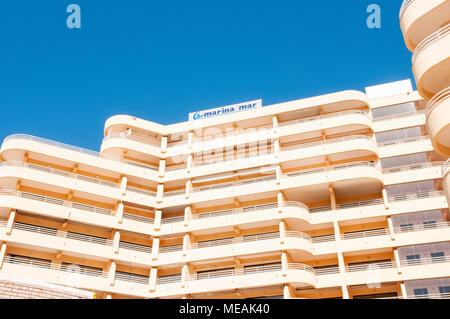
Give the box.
[400,255,450,267]
[3,255,108,278]
[311,235,336,244]
[314,266,340,275]
[3,160,118,188]
[280,135,373,152]
[161,216,185,224]
[13,222,114,246]
[104,131,161,147]
[0,189,115,216]
[372,110,424,122]
[159,244,184,253]
[342,228,389,240]
[189,263,313,281]
[115,272,149,285]
[119,241,152,254]
[399,0,414,19]
[3,134,158,172]
[395,221,450,233]
[388,190,445,202]
[0,219,7,227]
[278,110,369,128]
[122,213,154,224]
[337,198,384,209]
[126,185,157,197]
[285,161,376,179]
[377,135,430,147]
[158,274,182,284]
[443,159,450,177]
[193,175,276,192]
[346,261,396,272]
[382,161,444,174]
[413,24,450,63]
[426,87,450,118]
[410,293,450,299]
[164,189,186,197]
[193,149,275,167]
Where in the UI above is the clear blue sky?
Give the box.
[0,0,413,151]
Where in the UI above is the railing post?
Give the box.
[181,264,191,288]
[382,188,390,209]
[341,285,350,299]
[119,176,127,196]
[400,282,408,299]
[156,184,164,203]
[276,165,282,185]
[272,116,279,133]
[154,210,162,231]
[188,131,194,149]
[149,267,157,292]
[158,160,166,178]
[393,248,402,274]
[283,284,294,299]
[0,242,7,270]
[116,202,124,224]
[6,209,15,236]
[151,237,160,261]
[281,251,289,276]
[274,139,280,159]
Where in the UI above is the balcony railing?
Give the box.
[410,293,450,299]
[278,110,369,128]
[103,131,161,148]
[119,241,152,254]
[0,189,115,216]
[372,110,424,122]
[188,263,314,281]
[280,135,373,152]
[412,24,450,63]
[394,221,450,233]
[3,160,119,188]
[342,228,389,240]
[388,190,445,202]
[3,134,158,171]
[382,161,444,174]
[399,0,414,19]
[426,87,450,118]
[115,272,149,285]
[126,185,157,197]
[400,255,450,267]
[443,159,450,177]
[161,216,185,224]
[346,261,396,272]
[3,255,108,278]
[158,274,182,285]
[377,135,430,147]
[285,161,377,179]
[13,222,114,246]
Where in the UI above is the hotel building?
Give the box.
[0,0,449,299]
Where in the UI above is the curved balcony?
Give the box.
[0,134,159,181]
[412,24,450,100]
[400,0,450,51]
[157,231,315,267]
[426,87,450,156]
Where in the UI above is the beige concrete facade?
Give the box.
[0,1,448,300]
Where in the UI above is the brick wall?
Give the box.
[0,276,93,299]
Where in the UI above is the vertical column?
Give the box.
[185,180,193,199]
[186,154,193,173]
[281,251,289,274]
[277,191,285,213]
[279,220,287,244]
[158,160,166,178]
[154,210,162,231]
[182,233,192,256]
[119,176,127,195]
[276,165,282,185]
[151,237,160,261]
[148,267,158,292]
[382,187,390,209]
[51,251,63,271]
[393,248,402,274]
[328,184,337,210]
[188,131,194,149]
[113,230,120,254]
[283,284,294,299]
[274,139,280,159]
[0,243,7,270]
[272,116,279,132]
[156,184,164,203]
[116,202,124,224]
[184,206,193,227]
[333,220,349,299]
[181,264,193,288]
[108,261,117,286]
[387,217,396,241]
[6,209,15,236]
[161,136,168,154]
[400,282,408,299]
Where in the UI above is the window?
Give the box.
[423,221,437,228]
[413,288,428,296]
[431,252,445,262]
[406,255,421,265]
[399,223,413,232]
[439,286,450,294]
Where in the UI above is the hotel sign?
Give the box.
[189,99,262,121]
